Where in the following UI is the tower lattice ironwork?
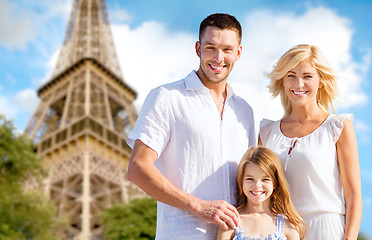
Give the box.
[25,0,144,239]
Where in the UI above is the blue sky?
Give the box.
[0,0,371,237]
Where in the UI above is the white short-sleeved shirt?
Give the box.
[127,71,256,240]
[259,114,352,216]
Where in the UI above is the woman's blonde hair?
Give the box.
[236,146,306,239]
[268,44,337,116]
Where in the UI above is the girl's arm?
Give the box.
[285,222,300,240]
[337,119,363,240]
[216,225,234,240]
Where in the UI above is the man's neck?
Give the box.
[195,69,228,96]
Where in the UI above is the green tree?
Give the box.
[0,115,65,240]
[358,233,371,240]
[101,197,157,240]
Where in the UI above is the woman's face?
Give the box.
[282,61,322,109]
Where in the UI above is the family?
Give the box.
[126,13,362,240]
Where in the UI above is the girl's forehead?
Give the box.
[243,162,267,176]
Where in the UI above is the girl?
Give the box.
[259,44,362,239]
[217,146,305,240]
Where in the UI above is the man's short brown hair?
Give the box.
[199,13,242,44]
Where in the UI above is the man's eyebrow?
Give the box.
[203,41,215,45]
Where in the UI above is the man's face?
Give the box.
[196,26,242,84]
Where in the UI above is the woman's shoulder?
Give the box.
[325,114,354,143]
[259,118,280,136]
[327,113,353,124]
[260,118,279,129]
[259,118,281,145]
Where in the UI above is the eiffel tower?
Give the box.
[25,0,144,239]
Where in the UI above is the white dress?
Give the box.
[259,114,352,239]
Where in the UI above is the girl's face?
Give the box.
[282,60,322,109]
[242,163,274,206]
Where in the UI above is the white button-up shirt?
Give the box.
[127,71,255,240]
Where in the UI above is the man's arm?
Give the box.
[127,139,240,230]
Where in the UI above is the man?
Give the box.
[127,13,255,239]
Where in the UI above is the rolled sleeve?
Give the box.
[127,87,171,156]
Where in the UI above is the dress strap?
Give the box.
[276,214,285,234]
[233,226,245,240]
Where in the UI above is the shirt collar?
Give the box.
[185,70,235,100]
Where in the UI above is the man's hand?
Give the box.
[129,140,240,231]
[191,199,240,230]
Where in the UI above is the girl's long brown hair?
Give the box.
[236,146,306,239]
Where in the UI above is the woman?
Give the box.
[258,44,362,239]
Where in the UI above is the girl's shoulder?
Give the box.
[283,218,300,240]
[216,225,234,240]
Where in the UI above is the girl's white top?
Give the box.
[259,114,352,216]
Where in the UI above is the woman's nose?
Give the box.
[294,77,305,87]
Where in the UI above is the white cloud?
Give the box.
[39,0,73,20]
[14,89,39,115]
[0,0,72,51]
[355,119,370,132]
[365,197,372,206]
[110,7,133,24]
[354,119,370,144]
[111,21,199,109]
[6,73,16,84]
[33,48,60,86]
[0,0,38,49]
[111,6,370,133]
[0,88,39,130]
[0,96,17,119]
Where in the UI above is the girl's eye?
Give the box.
[286,74,295,78]
[304,75,312,79]
[262,178,271,182]
[245,177,254,181]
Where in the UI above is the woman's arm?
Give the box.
[336,119,363,240]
